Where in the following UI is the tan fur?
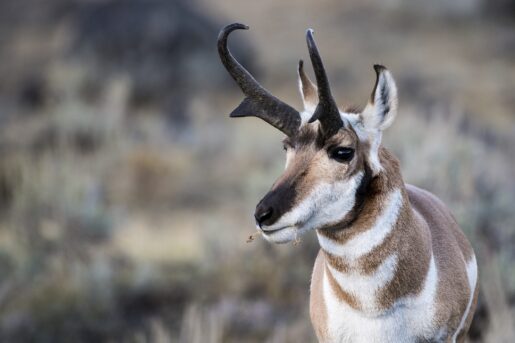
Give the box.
[276,125,477,340]
[276,125,359,203]
[408,184,477,337]
[325,263,362,311]
[315,150,430,309]
[315,147,395,254]
[310,148,477,340]
[456,282,479,342]
[376,188,432,310]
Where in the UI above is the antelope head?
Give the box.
[218,24,398,244]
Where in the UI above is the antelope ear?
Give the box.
[297,60,318,112]
[361,65,398,132]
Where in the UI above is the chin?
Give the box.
[261,225,312,244]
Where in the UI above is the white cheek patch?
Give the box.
[317,188,403,261]
[265,172,364,234]
[284,149,295,170]
[367,131,383,175]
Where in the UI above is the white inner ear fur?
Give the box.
[362,69,398,132]
[359,68,398,175]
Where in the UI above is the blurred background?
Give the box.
[0,0,514,342]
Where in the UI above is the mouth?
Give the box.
[260,226,292,235]
[257,223,310,244]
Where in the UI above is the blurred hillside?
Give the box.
[0,0,514,342]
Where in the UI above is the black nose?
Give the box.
[254,204,274,227]
[254,184,296,227]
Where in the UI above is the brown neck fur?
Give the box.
[317,146,432,312]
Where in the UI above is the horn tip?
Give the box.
[306,28,317,49]
[230,23,249,30]
[298,59,304,70]
[218,23,249,48]
[306,28,315,40]
[220,23,249,35]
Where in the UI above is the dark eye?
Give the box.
[329,147,354,163]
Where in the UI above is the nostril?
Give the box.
[255,207,274,226]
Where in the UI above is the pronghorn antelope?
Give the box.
[218,23,478,343]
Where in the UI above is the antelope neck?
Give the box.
[315,164,431,314]
[316,159,409,258]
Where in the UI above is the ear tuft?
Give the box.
[362,65,398,132]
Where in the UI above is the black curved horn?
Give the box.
[305,29,343,137]
[218,23,301,137]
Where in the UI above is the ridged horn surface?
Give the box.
[306,29,343,137]
[218,23,301,137]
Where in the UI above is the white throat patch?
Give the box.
[322,253,438,342]
[317,188,403,260]
[326,253,398,313]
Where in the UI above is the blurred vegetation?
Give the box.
[0,0,514,342]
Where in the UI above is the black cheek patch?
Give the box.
[341,162,374,228]
[356,162,374,199]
